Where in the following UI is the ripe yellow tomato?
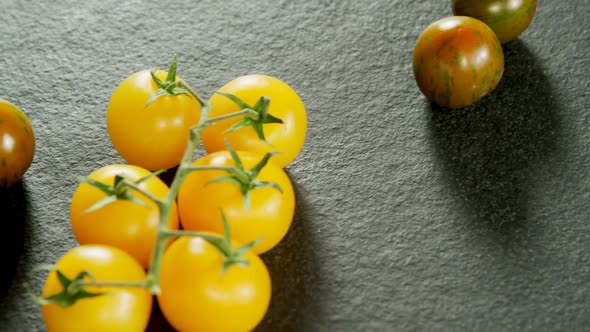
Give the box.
[70,164,179,268]
[0,99,35,188]
[202,75,307,168]
[106,70,200,171]
[41,245,152,332]
[178,150,295,254]
[158,236,271,332]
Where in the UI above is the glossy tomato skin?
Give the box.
[452,0,537,44]
[202,75,307,168]
[42,245,152,332]
[106,70,200,171]
[0,99,35,188]
[413,16,504,109]
[178,150,295,254]
[158,236,271,332]
[70,164,179,268]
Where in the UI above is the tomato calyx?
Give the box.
[25,265,102,308]
[73,170,164,213]
[215,91,283,143]
[145,54,193,108]
[164,212,261,274]
[26,263,149,308]
[189,141,283,210]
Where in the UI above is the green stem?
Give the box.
[121,180,164,208]
[186,165,235,173]
[162,229,225,244]
[178,79,207,106]
[144,99,251,294]
[207,108,257,124]
[75,280,147,289]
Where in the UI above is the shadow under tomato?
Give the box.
[0,182,29,297]
[255,178,320,332]
[146,300,175,332]
[426,40,560,231]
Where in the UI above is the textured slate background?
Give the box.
[1,0,589,331]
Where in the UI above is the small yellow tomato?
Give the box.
[158,236,271,332]
[202,75,307,168]
[41,245,152,332]
[178,150,295,254]
[106,70,200,171]
[70,164,179,268]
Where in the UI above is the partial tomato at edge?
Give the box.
[41,245,152,332]
[106,70,200,171]
[413,16,504,108]
[0,99,35,188]
[202,75,307,168]
[157,236,271,332]
[452,0,537,44]
[70,164,179,268]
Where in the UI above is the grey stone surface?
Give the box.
[1,0,589,331]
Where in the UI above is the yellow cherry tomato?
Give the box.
[178,150,295,254]
[158,236,271,332]
[106,70,200,171]
[70,164,179,268]
[202,75,307,168]
[0,99,35,188]
[41,245,152,332]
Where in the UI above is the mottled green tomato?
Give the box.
[452,0,537,44]
[413,16,504,109]
[0,99,35,188]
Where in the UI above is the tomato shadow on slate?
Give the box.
[255,177,321,332]
[0,182,29,297]
[146,171,321,331]
[426,40,560,231]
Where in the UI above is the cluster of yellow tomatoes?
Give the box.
[38,58,307,331]
[413,0,537,108]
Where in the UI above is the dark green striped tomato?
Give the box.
[413,16,504,109]
[0,99,35,188]
[452,0,537,44]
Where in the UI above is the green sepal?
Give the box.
[145,54,193,108]
[145,89,169,108]
[248,151,279,178]
[136,169,165,185]
[29,269,102,308]
[251,122,267,142]
[218,212,261,275]
[262,113,283,124]
[216,92,283,144]
[166,54,178,82]
[74,172,154,214]
[226,117,256,135]
[23,264,56,306]
[250,179,283,194]
[225,140,245,172]
[74,175,115,196]
[206,176,243,188]
[215,91,251,110]
[234,237,262,259]
[84,195,118,214]
[206,141,283,210]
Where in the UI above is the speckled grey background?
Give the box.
[1,0,589,331]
